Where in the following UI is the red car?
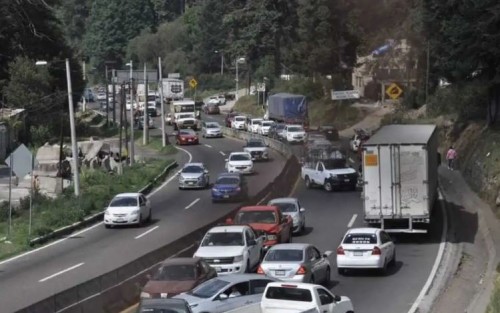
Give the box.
[225,111,240,127]
[176,129,199,145]
[227,205,293,251]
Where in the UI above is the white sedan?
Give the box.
[336,228,396,275]
[104,192,152,228]
[225,152,253,174]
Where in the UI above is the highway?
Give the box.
[204,112,445,313]
[0,113,287,313]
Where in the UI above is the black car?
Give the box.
[137,298,193,313]
[318,125,340,141]
[268,123,286,140]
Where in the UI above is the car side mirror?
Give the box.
[226,217,233,224]
[300,208,306,212]
[219,293,229,300]
[204,170,209,174]
[334,295,342,302]
[323,251,332,258]
[248,239,257,246]
[225,159,228,162]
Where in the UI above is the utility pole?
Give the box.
[66,59,80,197]
[128,61,135,165]
[221,52,224,75]
[118,84,124,175]
[7,155,12,239]
[143,63,149,145]
[112,69,116,125]
[425,42,430,104]
[159,57,166,147]
[236,60,239,100]
[105,64,109,127]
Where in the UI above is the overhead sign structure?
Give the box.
[189,78,198,89]
[386,83,403,100]
[115,70,158,84]
[331,90,360,101]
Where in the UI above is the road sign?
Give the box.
[115,70,157,83]
[386,83,403,100]
[257,83,266,92]
[168,73,180,78]
[331,90,360,100]
[189,78,198,89]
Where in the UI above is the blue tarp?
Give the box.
[267,93,307,122]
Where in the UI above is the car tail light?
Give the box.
[296,266,306,275]
[336,246,345,255]
[257,266,264,274]
[281,284,297,288]
[372,247,382,255]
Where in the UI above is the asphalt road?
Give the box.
[201,111,444,313]
[0,119,287,312]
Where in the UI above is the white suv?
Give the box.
[225,152,253,174]
[247,118,263,133]
[231,116,247,130]
[284,125,307,143]
[258,120,274,136]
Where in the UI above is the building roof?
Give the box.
[0,108,25,119]
[364,124,436,145]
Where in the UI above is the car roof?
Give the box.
[239,205,277,212]
[286,124,303,127]
[235,115,247,118]
[216,172,241,179]
[161,257,200,266]
[114,192,141,197]
[230,151,251,155]
[251,118,263,121]
[248,138,264,142]
[209,225,248,233]
[346,227,380,235]
[184,162,205,168]
[268,243,310,250]
[268,197,298,204]
[140,298,188,306]
[218,273,275,283]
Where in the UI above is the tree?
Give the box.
[55,0,91,58]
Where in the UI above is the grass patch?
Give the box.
[487,266,500,313]
[134,131,178,154]
[0,158,173,260]
[309,99,365,129]
[233,95,265,117]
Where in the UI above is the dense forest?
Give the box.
[1,0,500,146]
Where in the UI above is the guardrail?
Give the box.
[28,160,178,247]
[17,132,300,313]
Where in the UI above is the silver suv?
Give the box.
[178,163,210,189]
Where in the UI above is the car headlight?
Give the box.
[104,210,110,215]
[267,234,277,241]
[233,255,244,262]
[179,175,186,181]
[140,292,151,299]
[212,188,218,192]
[131,209,140,215]
[292,216,299,223]
[198,176,204,181]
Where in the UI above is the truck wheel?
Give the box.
[324,267,331,285]
[324,180,333,192]
[305,176,312,189]
[245,260,251,273]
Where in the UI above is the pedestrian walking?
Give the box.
[446,146,457,170]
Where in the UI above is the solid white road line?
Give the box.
[347,214,358,228]
[185,198,200,210]
[219,151,226,156]
[407,190,448,313]
[204,144,213,148]
[39,262,84,282]
[135,226,159,239]
[0,146,193,267]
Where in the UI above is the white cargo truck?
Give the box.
[362,124,439,233]
[161,78,184,102]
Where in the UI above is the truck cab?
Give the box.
[228,206,293,251]
[260,282,354,313]
[301,159,358,192]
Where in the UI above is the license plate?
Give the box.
[354,251,363,256]
[344,179,350,182]
[275,270,286,276]
[160,293,168,298]
[223,195,229,198]
[188,182,194,185]
[188,139,192,141]
[115,218,124,222]
[215,267,222,272]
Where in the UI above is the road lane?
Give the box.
[0,130,287,312]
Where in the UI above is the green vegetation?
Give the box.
[134,131,178,155]
[0,158,173,260]
[487,265,500,313]
[308,100,363,129]
[233,95,265,117]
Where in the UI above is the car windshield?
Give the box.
[182,165,203,173]
[262,121,273,126]
[180,129,196,135]
[252,120,262,125]
[322,159,346,169]
[236,211,277,224]
[269,202,297,213]
[343,233,377,244]
[179,114,193,119]
[265,287,313,302]
[206,123,220,128]
[288,126,304,132]
[235,117,246,121]
[276,125,286,130]
[247,140,265,147]
[201,232,244,246]
[153,264,196,281]
[264,249,304,262]
[216,177,239,185]
[190,279,230,298]
[230,154,250,161]
[109,197,138,207]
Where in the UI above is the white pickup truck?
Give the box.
[226,282,354,313]
[301,159,358,192]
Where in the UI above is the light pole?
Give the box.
[158,57,166,147]
[235,57,246,100]
[214,50,224,75]
[126,61,135,165]
[35,59,81,197]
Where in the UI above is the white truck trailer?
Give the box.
[362,124,439,233]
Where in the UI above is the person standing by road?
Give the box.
[446,146,457,170]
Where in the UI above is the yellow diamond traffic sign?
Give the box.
[189,78,198,89]
[386,83,403,100]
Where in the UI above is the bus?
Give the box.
[169,99,199,130]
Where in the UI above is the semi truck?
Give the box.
[266,93,308,125]
[361,124,439,233]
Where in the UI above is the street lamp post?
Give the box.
[215,50,224,75]
[126,61,135,165]
[35,59,80,197]
[235,57,246,100]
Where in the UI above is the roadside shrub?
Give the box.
[271,78,325,100]
[427,83,486,120]
[195,73,235,92]
[30,125,51,147]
